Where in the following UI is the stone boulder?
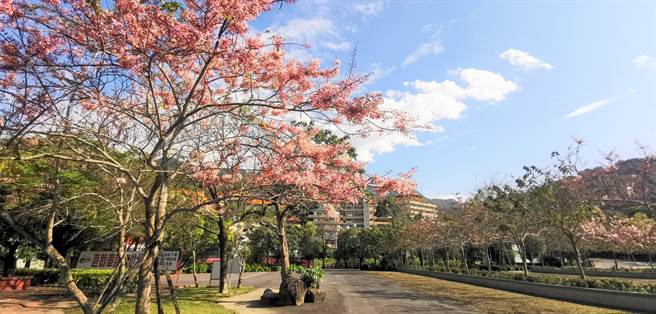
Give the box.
[260,288,278,305]
[304,288,326,303]
[277,277,307,306]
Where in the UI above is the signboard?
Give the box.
[77,251,179,272]
[209,259,242,287]
[210,259,241,280]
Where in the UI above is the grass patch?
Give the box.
[64,286,253,314]
[370,272,624,314]
[523,271,656,285]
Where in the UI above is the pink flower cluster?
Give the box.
[582,215,656,252]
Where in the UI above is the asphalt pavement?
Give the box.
[220,269,476,314]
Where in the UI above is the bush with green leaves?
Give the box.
[533,266,656,274]
[289,265,325,289]
[244,263,272,272]
[15,268,115,295]
[409,266,656,294]
[14,268,60,285]
[183,263,211,274]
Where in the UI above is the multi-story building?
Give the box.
[309,199,371,229]
[370,216,393,226]
[396,192,438,219]
[338,200,371,228]
[309,199,371,247]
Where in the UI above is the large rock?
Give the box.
[260,288,278,305]
[304,288,326,303]
[277,276,307,306]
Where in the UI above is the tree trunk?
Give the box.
[2,242,18,277]
[429,250,434,269]
[116,214,127,284]
[485,246,492,272]
[445,250,451,272]
[568,235,586,279]
[613,251,619,270]
[154,255,164,314]
[418,250,424,269]
[164,271,181,314]
[460,244,469,273]
[191,244,198,288]
[218,215,228,293]
[45,210,93,314]
[136,179,168,314]
[559,250,565,268]
[275,206,291,287]
[237,256,245,288]
[135,247,156,314]
[518,240,528,277]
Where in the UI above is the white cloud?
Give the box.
[632,55,656,68]
[353,1,384,16]
[366,63,396,84]
[324,41,351,51]
[269,18,349,61]
[420,24,438,33]
[402,41,444,66]
[456,68,519,101]
[353,69,518,162]
[499,48,553,70]
[351,133,423,163]
[272,18,336,44]
[402,24,444,66]
[563,99,612,119]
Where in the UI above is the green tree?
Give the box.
[375,195,401,217]
[335,228,360,268]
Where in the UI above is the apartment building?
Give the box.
[396,192,438,219]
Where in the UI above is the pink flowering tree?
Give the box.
[584,214,656,269]
[245,125,414,301]
[0,1,414,313]
[540,142,604,279]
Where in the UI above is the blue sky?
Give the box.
[253,0,656,199]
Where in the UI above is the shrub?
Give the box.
[14,268,116,295]
[433,268,656,294]
[183,262,211,274]
[71,269,114,295]
[14,268,59,285]
[289,265,325,289]
[244,263,272,272]
[532,266,656,274]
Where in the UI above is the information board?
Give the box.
[210,259,241,280]
[77,251,179,272]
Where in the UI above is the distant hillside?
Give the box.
[430,198,458,210]
[579,157,655,216]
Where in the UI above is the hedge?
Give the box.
[182,262,211,274]
[533,266,656,274]
[244,263,271,272]
[415,265,656,294]
[14,268,116,295]
[14,268,60,285]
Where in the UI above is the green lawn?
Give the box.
[371,272,624,314]
[522,271,656,285]
[64,287,253,314]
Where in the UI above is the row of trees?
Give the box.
[0,0,415,313]
[399,143,656,279]
[333,143,655,280]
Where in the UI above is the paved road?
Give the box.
[221,270,476,314]
[0,271,475,314]
[324,270,474,314]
